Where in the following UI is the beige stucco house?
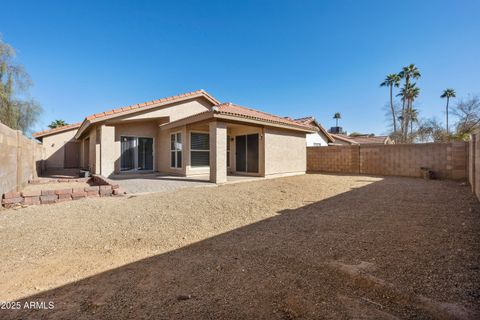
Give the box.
[33,90,316,183]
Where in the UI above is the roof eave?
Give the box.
[160,111,317,133]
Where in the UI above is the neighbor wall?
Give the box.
[0,122,44,194]
[307,142,467,180]
[468,131,480,200]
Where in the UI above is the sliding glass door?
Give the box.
[121,136,154,172]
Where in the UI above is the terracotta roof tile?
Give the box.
[32,122,82,138]
[82,90,218,123]
[214,103,316,131]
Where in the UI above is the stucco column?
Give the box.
[209,121,227,184]
[100,125,115,177]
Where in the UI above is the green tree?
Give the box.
[441,88,456,134]
[380,73,401,132]
[333,112,341,127]
[48,119,68,129]
[0,36,42,134]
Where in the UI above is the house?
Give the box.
[294,116,334,146]
[329,134,394,145]
[32,90,316,183]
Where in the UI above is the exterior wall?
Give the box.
[42,129,78,169]
[0,122,44,194]
[264,128,306,176]
[307,142,467,180]
[306,132,329,146]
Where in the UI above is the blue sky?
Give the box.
[2,0,479,135]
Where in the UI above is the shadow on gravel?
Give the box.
[3,176,480,319]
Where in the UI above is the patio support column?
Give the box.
[99,124,115,177]
[209,121,227,184]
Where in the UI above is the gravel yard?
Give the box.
[0,174,479,319]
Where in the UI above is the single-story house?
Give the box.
[294,116,334,146]
[329,134,394,145]
[32,90,316,183]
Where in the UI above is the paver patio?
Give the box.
[0,174,479,319]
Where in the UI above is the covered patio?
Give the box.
[160,103,315,184]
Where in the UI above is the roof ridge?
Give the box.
[86,89,211,121]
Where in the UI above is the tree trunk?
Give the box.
[390,85,397,132]
[446,98,449,134]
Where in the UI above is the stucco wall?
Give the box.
[0,122,44,194]
[42,129,77,168]
[264,128,306,176]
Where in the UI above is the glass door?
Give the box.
[121,136,136,171]
[121,136,154,171]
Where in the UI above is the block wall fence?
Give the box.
[0,122,44,195]
[307,142,467,180]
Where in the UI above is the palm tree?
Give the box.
[398,64,421,137]
[408,108,418,135]
[48,119,68,129]
[440,88,456,134]
[380,73,401,132]
[403,84,420,139]
[397,83,420,141]
[333,112,341,127]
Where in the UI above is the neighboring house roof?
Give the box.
[348,135,393,144]
[32,122,82,139]
[161,103,317,133]
[294,116,335,143]
[330,134,359,145]
[74,89,220,139]
[330,134,393,145]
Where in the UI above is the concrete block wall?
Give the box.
[468,131,480,200]
[0,122,44,195]
[307,142,467,180]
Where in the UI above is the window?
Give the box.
[227,135,230,167]
[170,133,182,168]
[190,132,209,167]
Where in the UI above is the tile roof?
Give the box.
[330,134,392,145]
[85,89,219,121]
[330,134,359,144]
[214,103,317,131]
[347,135,391,144]
[32,122,82,138]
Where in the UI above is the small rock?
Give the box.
[177,294,192,301]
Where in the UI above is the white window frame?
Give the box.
[170,132,182,169]
[190,131,210,168]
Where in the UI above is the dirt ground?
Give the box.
[21,181,91,192]
[0,174,479,319]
